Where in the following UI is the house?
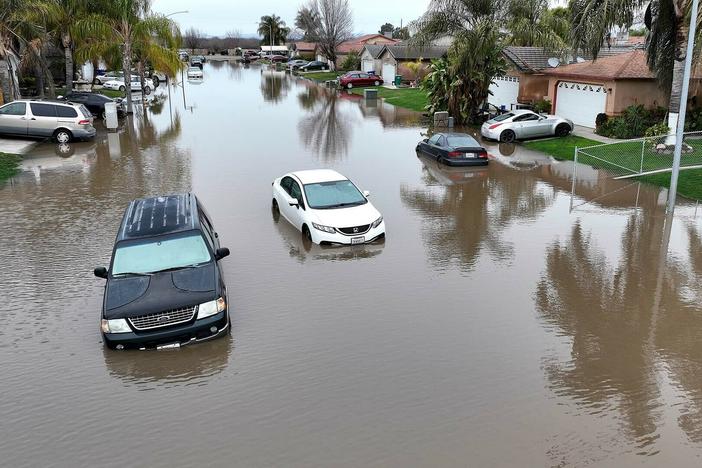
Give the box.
[291,41,317,60]
[541,49,690,127]
[375,45,449,85]
[261,45,289,56]
[488,45,638,113]
[330,34,399,68]
[359,45,385,74]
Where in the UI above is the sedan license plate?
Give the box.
[464,153,476,158]
[351,236,365,245]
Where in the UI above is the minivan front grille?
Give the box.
[337,224,371,236]
[128,306,196,331]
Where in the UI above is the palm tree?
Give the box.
[570,0,700,137]
[42,0,89,92]
[257,14,290,47]
[131,13,182,94]
[75,0,178,113]
[506,0,570,51]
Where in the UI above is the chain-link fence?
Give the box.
[575,131,702,178]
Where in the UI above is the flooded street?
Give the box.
[3,62,702,467]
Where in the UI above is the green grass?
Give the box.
[0,153,21,182]
[299,71,341,82]
[525,135,702,200]
[55,87,124,99]
[350,87,429,112]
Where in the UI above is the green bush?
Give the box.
[595,113,608,128]
[685,108,702,131]
[644,122,670,145]
[340,51,361,71]
[532,99,551,114]
[595,105,667,139]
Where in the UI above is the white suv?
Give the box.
[0,100,96,142]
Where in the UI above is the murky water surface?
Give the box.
[2,63,702,467]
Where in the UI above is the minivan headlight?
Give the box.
[101,318,131,334]
[312,222,336,234]
[197,297,226,319]
[371,216,383,229]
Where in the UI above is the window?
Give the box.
[0,102,26,116]
[56,106,78,118]
[359,73,369,79]
[437,136,447,147]
[29,103,57,117]
[111,233,212,276]
[303,180,367,210]
[446,136,479,147]
[290,181,305,209]
[280,176,294,195]
[428,134,441,145]
[492,112,514,122]
[513,113,540,122]
[198,208,216,251]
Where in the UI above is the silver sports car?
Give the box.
[480,109,573,143]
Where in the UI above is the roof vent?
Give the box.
[547,57,560,68]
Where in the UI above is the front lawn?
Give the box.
[0,152,21,182]
[299,71,340,82]
[350,87,428,113]
[524,135,702,200]
[55,87,124,99]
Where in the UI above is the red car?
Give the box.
[339,71,384,89]
[270,55,287,63]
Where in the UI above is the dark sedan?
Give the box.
[299,61,329,71]
[58,91,124,118]
[416,133,489,166]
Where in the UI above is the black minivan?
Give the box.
[94,193,231,350]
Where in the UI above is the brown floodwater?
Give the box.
[2,62,702,467]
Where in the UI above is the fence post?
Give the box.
[570,146,578,212]
[640,139,645,174]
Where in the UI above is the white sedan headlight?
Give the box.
[312,222,336,234]
[101,318,131,334]
[197,297,226,319]
[371,216,383,229]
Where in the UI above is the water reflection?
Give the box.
[260,69,290,103]
[298,88,353,161]
[103,337,231,388]
[401,154,555,271]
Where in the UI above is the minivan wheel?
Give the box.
[54,129,72,143]
[500,130,516,143]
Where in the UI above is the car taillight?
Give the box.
[78,119,90,125]
[447,151,461,158]
[489,123,502,130]
[478,151,488,158]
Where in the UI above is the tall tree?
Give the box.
[298,0,353,69]
[506,0,570,51]
[378,22,394,35]
[182,27,202,51]
[570,0,701,138]
[295,6,318,40]
[43,0,89,92]
[257,14,290,47]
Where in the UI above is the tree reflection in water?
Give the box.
[401,157,555,271]
[297,87,352,161]
[260,70,290,103]
[536,209,702,459]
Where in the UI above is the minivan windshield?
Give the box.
[304,180,367,209]
[111,233,211,276]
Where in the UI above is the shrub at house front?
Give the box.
[340,51,361,71]
[595,105,667,139]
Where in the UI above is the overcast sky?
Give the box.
[151,0,430,37]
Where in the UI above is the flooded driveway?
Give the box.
[2,62,702,467]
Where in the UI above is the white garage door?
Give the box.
[382,63,396,86]
[362,59,375,74]
[555,81,607,128]
[488,75,519,110]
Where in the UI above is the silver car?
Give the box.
[480,109,573,143]
[0,99,96,143]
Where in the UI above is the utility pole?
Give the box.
[667,0,699,212]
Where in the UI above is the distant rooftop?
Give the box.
[542,50,654,80]
[503,45,641,73]
[381,44,449,60]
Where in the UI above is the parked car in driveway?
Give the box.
[94,193,231,350]
[272,169,385,246]
[58,91,125,118]
[480,109,573,143]
[187,67,203,79]
[299,61,329,72]
[93,71,124,85]
[416,133,489,166]
[103,77,154,94]
[287,59,308,70]
[339,71,383,89]
[0,99,95,143]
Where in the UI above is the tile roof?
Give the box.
[293,41,317,51]
[362,44,385,59]
[503,45,639,72]
[542,50,655,80]
[382,44,449,60]
[337,34,399,54]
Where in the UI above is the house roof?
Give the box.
[337,34,399,54]
[542,50,654,80]
[293,41,317,52]
[362,44,385,59]
[381,44,448,60]
[503,45,639,73]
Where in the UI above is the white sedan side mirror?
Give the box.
[363,190,371,198]
[287,197,299,207]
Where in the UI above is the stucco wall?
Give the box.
[609,80,668,114]
[518,74,549,103]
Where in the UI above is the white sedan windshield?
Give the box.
[112,233,211,275]
[304,180,367,209]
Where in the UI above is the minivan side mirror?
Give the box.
[215,247,230,261]
[94,267,108,279]
[363,190,371,198]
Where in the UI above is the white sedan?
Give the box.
[187,67,203,79]
[103,78,154,94]
[272,169,385,245]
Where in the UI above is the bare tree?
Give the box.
[298,0,353,69]
[183,27,203,52]
[225,29,242,48]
